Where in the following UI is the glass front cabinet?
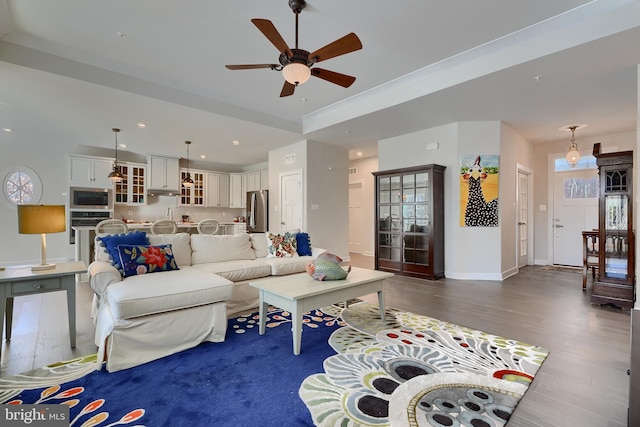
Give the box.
[593,144,635,309]
[373,164,445,279]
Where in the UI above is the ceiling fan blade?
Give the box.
[308,33,362,63]
[280,81,296,97]
[311,68,356,88]
[251,18,293,57]
[225,64,279,70]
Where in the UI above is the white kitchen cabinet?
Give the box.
[114,163,146,205]
[148,156,180,191]
[205,172,230,207]
[260,169,269,190]
[246,170,261,192]
[69,155,114,188]
[229,173,246,208]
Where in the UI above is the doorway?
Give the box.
[349,180,364,253]
[516,165,533,268]
[279,169,303,232]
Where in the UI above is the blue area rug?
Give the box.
[0,303,549,426]
[0,306,345,426]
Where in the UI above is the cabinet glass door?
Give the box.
[603,193,629,279]
[378,176,402,262]
[402,172,430,265]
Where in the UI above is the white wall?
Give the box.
[268,140,349,259]
[499,123,532,278]
[379,121,511,280]
[307,141,349,259]
[0,138,70,266]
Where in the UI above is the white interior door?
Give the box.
[517,170,530,268]
[279,170,303,232]
[349,181,364,253]
[553,168,598,266]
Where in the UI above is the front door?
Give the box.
[553,168,598,266]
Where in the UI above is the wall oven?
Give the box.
[69,211,112,244]
[70,186,113,210]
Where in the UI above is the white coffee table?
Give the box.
[250,267,394,355]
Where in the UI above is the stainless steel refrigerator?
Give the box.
[246,190,268,233]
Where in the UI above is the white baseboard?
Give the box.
[444,271,503,281]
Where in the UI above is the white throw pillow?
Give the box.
[250,233,269,258]
[148,233,192,266]
[191,233,256,264]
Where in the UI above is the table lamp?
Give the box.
[17,204,66,271]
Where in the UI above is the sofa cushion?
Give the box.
[250,233,269,258]
[96,231,149,273]
[295,232,312,256]
[148,233,192,266]
[192,260,271,282]
[266,232,298,258]
[191,234,255,265]
[117,244,180,278]
[262,256,314,276]
[105,267,233,320]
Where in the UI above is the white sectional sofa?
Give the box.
[88,231,323,372]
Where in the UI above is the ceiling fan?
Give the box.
[225,0,362,97]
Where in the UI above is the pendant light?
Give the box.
[182,141,194,188]
[565,125,581,168]
[108,128,124,183]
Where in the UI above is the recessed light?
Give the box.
[345,130,351,134]
[117,32,127,38]
[232,140,240,146]
[119,144,127,148]
[200,155,206,159]
[301,98,308,102]
[137,123,147,128]
[2,128,13,132]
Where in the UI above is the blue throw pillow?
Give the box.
[296,232,312,256]
[117,244,179,278]
[97,231,149,273]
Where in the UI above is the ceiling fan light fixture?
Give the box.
[282,63,310,85]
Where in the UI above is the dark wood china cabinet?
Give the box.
[592,143,635,309]
[373,164,445,280]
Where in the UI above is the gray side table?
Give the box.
[0,261,86,360]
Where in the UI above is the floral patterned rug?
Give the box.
[299,302,549,426]
[0,302,547,426]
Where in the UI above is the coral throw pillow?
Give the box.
[117,244,179,278]
[97,231,149,273]
[296,232,312,256]
[266,232,298,258]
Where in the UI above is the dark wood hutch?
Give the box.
[373,164,445,279]
[592,143,635,309]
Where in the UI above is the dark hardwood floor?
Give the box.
[0,256,631,426]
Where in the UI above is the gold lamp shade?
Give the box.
[17,204,66,270]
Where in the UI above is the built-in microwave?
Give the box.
[69,186,113,210]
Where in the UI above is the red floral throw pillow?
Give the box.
[117,244,179,278]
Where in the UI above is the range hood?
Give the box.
[147,189,179,197]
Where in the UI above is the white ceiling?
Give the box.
[0,0,639,168]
